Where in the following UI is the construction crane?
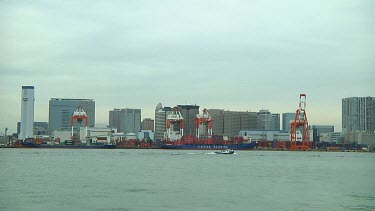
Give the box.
[71,106,88,142]
[290,94,310,150]
[166,107,184,141]
[195,108,213,138]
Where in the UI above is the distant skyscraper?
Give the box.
[257,109,271,130]
[271,113,280,131]
[49,98,95,134]
[207,109,257,137]
[154,103,173,140]
[342,97,375,132]
[141,118,154,131]
[282,113,296,131]
[20,86,35,139]
[109,108,141,134]
[177,105,200,136]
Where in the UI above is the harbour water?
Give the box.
[1,149,374,211]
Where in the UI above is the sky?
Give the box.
[0,0,374,134]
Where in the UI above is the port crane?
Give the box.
[195,108,213,138]
[71,106,88,142]
[290,94,310,149]
[166,107,184,141]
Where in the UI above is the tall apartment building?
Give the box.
[271,113,280,131]
[257,109,271,130]
[109,108,141,134]
[282,113,296,131]
[49,98,95,134]
[20,86,35,139]
[177,105,200,136]
[342,97,375,132]
[154,103,173,140]
[141,118,154,131]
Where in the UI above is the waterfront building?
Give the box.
[271,113,280,131]
[177,105,200,136]
[109,108,141,135]
[17,121,48,136]
[310,125,334,142]
[282,112,295,131]
[207,109,257,138]
[342,96,375,132]
[319,132,344,143]
[20,86,35,140]
[344,131,375,147]
[154,103,173,140]
[239,130,303,142]
[141,118,154,131]
[137,130,155,141]
[49,98,95,134]
[257,109,271,130]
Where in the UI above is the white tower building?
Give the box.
[20,86,35,140]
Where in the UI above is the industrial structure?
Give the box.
[166,107,184,141]
[290,94,310,149]
[71,107,88,142]
[195,108,213,138]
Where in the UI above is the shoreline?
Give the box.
[1,145,373,153]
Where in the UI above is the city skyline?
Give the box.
[1,1,374,134]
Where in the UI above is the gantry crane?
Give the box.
[166,107,184,141]
[290,94,310,149]
[195,108,213,138]
[71,106,88,142]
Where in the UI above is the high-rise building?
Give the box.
[342,97,375,132]
[109,108,141,134]
[282,113,296,131]
[49,98,95,134]
[257,109,271,130]
[310,125,334,142]
[207,109,257,138]
[109,109,121,132]
[271,113,280,131]
[20,86,35,139]
[141,118,154,131]
[177,105,200,136]
[154,103,173,140]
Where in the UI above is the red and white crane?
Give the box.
[166,107,184,140]
[195,108,213,138]
[71,107,88,141]
[290,94,310,149]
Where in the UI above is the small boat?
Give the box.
[215,149,235,154]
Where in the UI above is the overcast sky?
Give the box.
[1,0,374,134]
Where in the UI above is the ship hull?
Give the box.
[160,142,257,150]
[21,142,116,149]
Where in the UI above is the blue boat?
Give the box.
[21,141,116,149]
[160,142,257,150]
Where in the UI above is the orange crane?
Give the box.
[195,108,213,138]
[290,94,310,150]
[71,106,88,142]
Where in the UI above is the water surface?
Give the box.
[1,149,374,210]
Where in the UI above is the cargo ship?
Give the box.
[21,141,116,149]
[159,107,258,150]
[160,141,257,150]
